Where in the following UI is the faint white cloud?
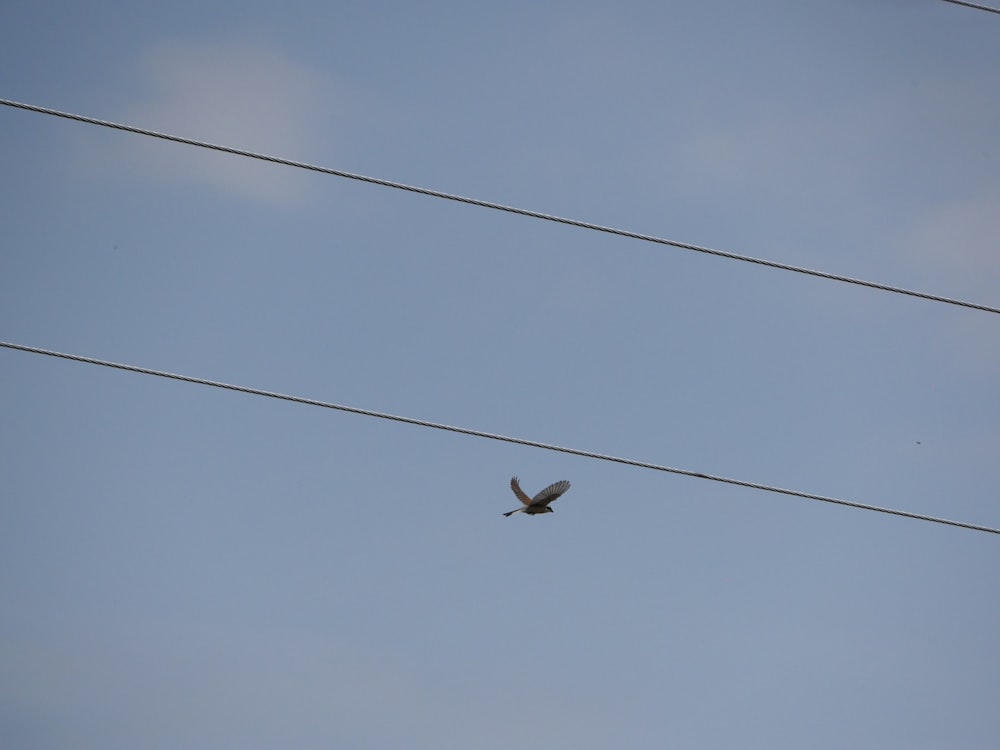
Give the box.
[888,189,1000,376]
[676,75,999,200]
[114,38,336,205]
[901,191,1000,295]
[902,191,1000,374]
[677,101,883,199]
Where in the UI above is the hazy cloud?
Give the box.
[901,192,1000,292]
[114,38,336,205]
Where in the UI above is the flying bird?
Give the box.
[503,477,571,517]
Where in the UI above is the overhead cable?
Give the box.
[2,97,998,317]
[3,340,997,535]
[939,0,1000,15]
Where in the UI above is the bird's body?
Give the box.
[504,477,571,517]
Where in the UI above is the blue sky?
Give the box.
[2,1,999,748]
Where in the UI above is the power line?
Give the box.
[939,0,1000,15]
[2,97,998,317]
[3,339,997,536]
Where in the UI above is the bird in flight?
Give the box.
[503,477,571,517]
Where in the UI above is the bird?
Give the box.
[503,477,571,517]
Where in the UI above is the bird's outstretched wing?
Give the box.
[532,480,571,506]
[510,476,533,506]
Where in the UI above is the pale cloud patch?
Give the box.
[670,76,1000,372]
[675,76,999,207]
[113,38,336,205]
[676,99,889,200]
[899,191,1000,374]
[900,191,1000,298]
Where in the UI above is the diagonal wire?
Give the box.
[3,339,997,535]
[939,0,1000,15]
[2,97,998,316]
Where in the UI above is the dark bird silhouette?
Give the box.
[503,477,571,517]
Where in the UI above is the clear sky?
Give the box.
[2,1,999,748]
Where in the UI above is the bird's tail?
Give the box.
[502,508,523,517]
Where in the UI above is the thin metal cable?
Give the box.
[939,0,1000,15]
[2,97,998,317]
[3,340,997,535]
